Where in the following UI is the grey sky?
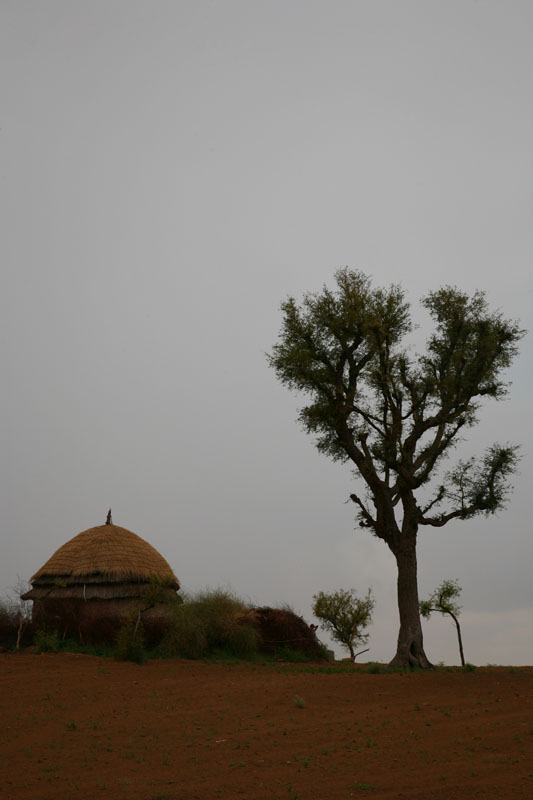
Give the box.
[2,0,532,664]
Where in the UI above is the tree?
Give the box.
[313,588,374,661]
[268,269,523,668]
[420,579,465,666]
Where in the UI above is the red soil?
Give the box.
[1,653,532,799]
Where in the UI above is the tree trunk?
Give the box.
[388,539,433,669]
[447,610,466,667]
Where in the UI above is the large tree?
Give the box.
[268,270,523,668]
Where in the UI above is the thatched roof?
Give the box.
[27,524,179,589]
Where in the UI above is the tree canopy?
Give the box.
[313,588,374,661]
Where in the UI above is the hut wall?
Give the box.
[33,597,132,641]
[33,595,176,644]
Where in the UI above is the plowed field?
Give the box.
[1,653,532,799]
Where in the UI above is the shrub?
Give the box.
[156,603,209,659]
[155,589,258,660]
[114,618,147,664]
[35,629,61,653]
[223,621,259,657]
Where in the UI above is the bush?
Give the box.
[156,603,209,659]
[35,629,61,653]
[222,622,259,657]
[155,589,258,660]
[114,618,147,664]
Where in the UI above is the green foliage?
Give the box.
[155,589,259,660]
[35,629,61,653]
[142,575,182,608]
[60,638,115,658]
[273,646,317,663]
[114,618,148,664]
[157,602,208,659]
[421,579,467,667]
[312,588,374,660]
[420,579,462,619]
[221,620,259,657]
[268,269,411,464]
[418,599,433,619]
[269,270,524,530]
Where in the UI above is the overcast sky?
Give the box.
[2,0,532,664]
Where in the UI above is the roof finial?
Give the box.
[106,508,113,525]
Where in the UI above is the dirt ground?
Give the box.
[1,653,532,800]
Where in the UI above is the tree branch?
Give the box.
[348,492,376,530]
[419,505,479,526]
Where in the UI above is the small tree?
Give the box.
[420,579,465,666]
[313,588,374,661]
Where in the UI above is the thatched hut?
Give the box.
[22,512,179,642]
